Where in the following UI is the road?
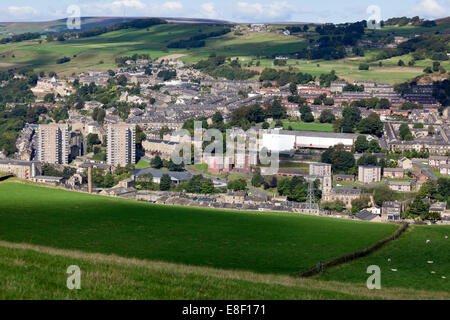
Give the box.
[412,161,438,181]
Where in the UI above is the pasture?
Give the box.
[318,225,450,292]
[0,180,396,275]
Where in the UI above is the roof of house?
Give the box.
[355,210,378,221]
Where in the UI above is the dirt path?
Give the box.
[156,54,188,62]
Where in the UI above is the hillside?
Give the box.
[0,19,448,83]
[318,225,450,292]
[0,17,230,37]
[1,240,447,300]
[0,180,396,275]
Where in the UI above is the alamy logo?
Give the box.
[66,265,81,290]
[366,5,382,30]
[66,5,81,30]
[366,265,381,290]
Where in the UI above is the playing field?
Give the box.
[281,122,334,132]
[0,180,396,275]
[318,225,450,292]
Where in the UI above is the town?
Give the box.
[1,52,449,225]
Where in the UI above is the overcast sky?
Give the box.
[1,0,449,23]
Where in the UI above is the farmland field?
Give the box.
[2,240,448,300]
[0,25,307,75]
[0,23,446,84]
[0,180,396,275]
[318,225,450,292]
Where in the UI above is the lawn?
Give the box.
[0,180,396,275]
[431,169,449,179]
[281,122,334,132]
[135,159,150,169]
[318,225,450,292]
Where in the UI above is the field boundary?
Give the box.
[295,222,409,278]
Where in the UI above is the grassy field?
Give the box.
[0,25,307,75]
[0,180,396,276]
[0,23,445,84]
[135,159,150,169]
[3,241,448,300]
[279,122,334,132]
[318,225,450,293]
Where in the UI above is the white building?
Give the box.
[261,129,360,152]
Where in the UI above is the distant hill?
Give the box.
[0,16,230,37]
[435,16,450,25]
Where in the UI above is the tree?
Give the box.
[354,135,369,153]
[368,139,382,153]
[212,111,223,124]
[200,178,215,194]
[151,155,163,169]
[135,125,146,145]
[289,82,297,95]
[321,144,355,173]
[407,197,429,217]
[373,186,396,206]
[399,124,413,141]
[136,173,154,190]
[321,200,346,213]
[262,122,270,129]
[398,60,405,67]
[117,74,127,86]
[159,174,172,191]
[228,178,247,191]
[266,99,286,119]
[92,107,105,123]
[251,167,265,187]
[359,63,369,70]
[357,113,383,137]
[351,195,371,214]
[341,106,361,133]
[87,133,101,152]
[319,109,335,123]
[302,112,314,123]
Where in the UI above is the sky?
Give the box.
[0,0,449,23]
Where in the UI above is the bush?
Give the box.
[359,63,370,70]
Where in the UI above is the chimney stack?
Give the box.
[88,166,92,194]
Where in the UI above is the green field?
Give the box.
[1,23,446,84]
[0,25,307,75]
[135,159,150,169]
[3,241,447,300]
[318,225,450,293]
[0,180,396,276]
[279,122,334,132]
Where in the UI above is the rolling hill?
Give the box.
[0,178,448,299]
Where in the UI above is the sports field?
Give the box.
[280,122,334,132]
